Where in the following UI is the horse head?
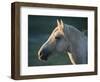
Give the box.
[38,19,69,61]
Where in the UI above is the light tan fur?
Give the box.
[67,52,76,65]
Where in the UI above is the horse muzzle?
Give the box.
[38,48,51,61]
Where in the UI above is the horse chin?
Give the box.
[39,54,48,61]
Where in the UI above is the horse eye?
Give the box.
[55,36,61,40]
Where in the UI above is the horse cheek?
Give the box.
[56,40,65,52]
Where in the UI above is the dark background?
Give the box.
[28,15,87,66]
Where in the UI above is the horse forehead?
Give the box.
[53,28,59,32]
[55,28,65,36]
[49,27,64,39]
[53,27,63,34]
[50,28,58,35]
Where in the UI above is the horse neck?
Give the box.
[64,24,87,64]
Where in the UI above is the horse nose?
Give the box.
[38,48,49,61]
[39,48,47,56]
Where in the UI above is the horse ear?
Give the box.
[57,19,60,26]
[60,19,64,29]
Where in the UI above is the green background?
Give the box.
[28,15,87,66]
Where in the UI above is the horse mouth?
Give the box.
[39,54,48,61]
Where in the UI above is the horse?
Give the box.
[38,19,87,64]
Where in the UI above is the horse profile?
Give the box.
[38,19,87,64]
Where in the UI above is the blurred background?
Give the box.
[28,15,87,66]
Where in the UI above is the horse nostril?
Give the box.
[40,51,43,56]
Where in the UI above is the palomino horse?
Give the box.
[38,19,87,64]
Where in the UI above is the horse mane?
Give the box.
[64,24,87,43]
